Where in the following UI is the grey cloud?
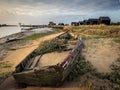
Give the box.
[0,0,120,24]
[0,0,120,10]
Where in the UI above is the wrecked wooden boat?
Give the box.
[13,32,84,86]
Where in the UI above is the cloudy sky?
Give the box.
[0,0,120,24]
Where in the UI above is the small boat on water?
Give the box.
[13,32,84,86]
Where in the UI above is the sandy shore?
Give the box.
[0,28,55,61]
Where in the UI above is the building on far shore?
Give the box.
[83,20,90,25]
[79,21,84,25]
[0,24,7,27]
[58,23,64,26]
[70,16,111,26]
[99,17,111,25]
[65,24,69,26]
[48,21,56,26]
[88,18,99,25]
[71,22,79,26]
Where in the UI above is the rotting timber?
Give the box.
[13,32,84,86]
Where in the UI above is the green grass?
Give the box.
[33,36,69,56]
[21,29,61,41]
[0,62,12,69]
[91,58,120,89]
[109,59,120,83]
[66,56,95,81]
[0,71,12,77]
[6,48,16,51]
[65,56,120,89]
[0,71,12,84]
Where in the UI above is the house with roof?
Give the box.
[99,17,111,25]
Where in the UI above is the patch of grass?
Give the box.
[109,64,120,84]
[66,56,95,81]
[81,35,107,41]
[109,63,120,89]
[91,71,110,79]
[65,56,120,89]
[72,25,120,31]
[72,25,120,38]
[33,32,72,56]
[0,71,12,84]
[91,59,120,89]
[21,29,61,41]
[34,39,67,55]
[6,48,16,51]
[0,71,12,77]
[0,62,12,68]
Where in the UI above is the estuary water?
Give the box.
[0,26,21,38]
[0,26,53,38]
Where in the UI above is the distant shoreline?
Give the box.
[0,25,17,27]
[0,31,33,44]
[0,28,53,44]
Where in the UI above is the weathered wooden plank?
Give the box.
[30,55,41,68]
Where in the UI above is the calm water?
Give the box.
[0,26,53,38]
[0,26,21,38]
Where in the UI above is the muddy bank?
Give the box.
[0,30,36,61]
[0,28,55,61]
[0,31,34,61]
[0,28,53,44]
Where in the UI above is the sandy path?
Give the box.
[82,38,120,73]
[0,32,63,72]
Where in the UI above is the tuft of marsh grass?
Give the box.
[0,71,12,84]
[34,39,67,55]
[66,56,95,81]
[0,71,12,77]
[0,62,12,69]
[20,29,61,41]
[65,56,120,89]
[92,58,120,89]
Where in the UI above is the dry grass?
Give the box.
[72,25,120,37]
[63,26,73,32]
[65,25,120,90]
